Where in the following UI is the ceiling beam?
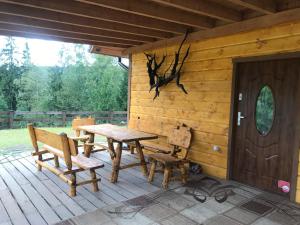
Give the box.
[0,23,136,47]
[226,0,277,14]
[124,7,300,54]
[0,3,173,40]
[0,13,156,43]
[0,0,192,34]
[150,0,242,22]
[90,46,127,57]
[76,0,215,28]
[0,30,131,49]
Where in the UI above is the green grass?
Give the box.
[0,127,105,149]
[0,127,73,149]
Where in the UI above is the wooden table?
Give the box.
[78,124,158,183]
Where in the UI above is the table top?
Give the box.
[78,124,158,142]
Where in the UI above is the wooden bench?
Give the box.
[28,124,104,196]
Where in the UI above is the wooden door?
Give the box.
[231,58,300,195]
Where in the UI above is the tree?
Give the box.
[0,37,23,110]
[17,41,33,110]
[48,66,64,110]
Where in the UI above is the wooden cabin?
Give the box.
[2,0,300,203]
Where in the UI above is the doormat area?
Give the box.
[240,200,273,215]
[125,195,156,207]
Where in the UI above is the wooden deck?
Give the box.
[0,148,164,225]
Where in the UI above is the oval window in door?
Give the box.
[255,85,275,136]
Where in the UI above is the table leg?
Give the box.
[84,132,94,157]
[135,141,148,176]
[111,141,122,183]
[107,138,116,159]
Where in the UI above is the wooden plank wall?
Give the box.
[128,21,300,200]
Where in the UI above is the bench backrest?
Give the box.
[167,124,192,158]
[28,124,74,169]
[72,116,95,136]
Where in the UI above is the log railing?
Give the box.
[0,111,127,129]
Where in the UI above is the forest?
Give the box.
[0,37,128,112]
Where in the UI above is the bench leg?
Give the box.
[37,155,42,171]
[90,169,99,192]
[54,155,59,168]
[162,166,171,189]
[148,160,157,182]
[70,173,77,197]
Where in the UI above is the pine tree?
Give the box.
[0,37,23,110]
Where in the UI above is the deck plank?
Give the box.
[20,158,86,216]
[0,194,11,225]
[0,165,47,225]
[0,188,30,225]
[51,159,127,203]
[0,150,165,225]
[21,183,61,225]
[2,162,61,224]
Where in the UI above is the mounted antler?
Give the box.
[144,31,190,99]
[145,53,166,90]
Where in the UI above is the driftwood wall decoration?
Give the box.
[145,32,190,99]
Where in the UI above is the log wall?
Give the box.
[128,21,300,201]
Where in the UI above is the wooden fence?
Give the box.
[0,111,127,129]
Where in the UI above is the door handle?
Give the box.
[237,112,246,126]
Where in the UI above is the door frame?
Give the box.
[228,52,300,202]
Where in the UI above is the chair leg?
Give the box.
[54,155,59,168]
[180,163,187,184]
[70,173,77,197]
[148,160,157,182]
[130,145,135,154]
[162,166,171,189]
[90,169,99,192]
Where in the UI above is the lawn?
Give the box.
[0,127,105,149]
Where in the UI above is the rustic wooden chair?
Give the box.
[71,116,95,143]
[71,116,106,154]
[148,124,192,189]
[28,124,104,196]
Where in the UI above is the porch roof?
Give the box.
[0,0,300,57]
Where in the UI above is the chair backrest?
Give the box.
[28,124,74,169]
[72,116,95,136]
[167,124,192,158]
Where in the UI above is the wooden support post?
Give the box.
[84,132,94,157]
[109,111,113,124]
[111,141,122,183]
[54,155,59,168]
[90,169,99,192]
[62,111,67,127]
[9,110,14,129]
[179,164,187,184]
[135,141,148,176]
[162,166,171,189]
[70,173,77,197]
[148,160,156,182]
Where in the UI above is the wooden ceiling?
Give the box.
[0,0,299,57]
